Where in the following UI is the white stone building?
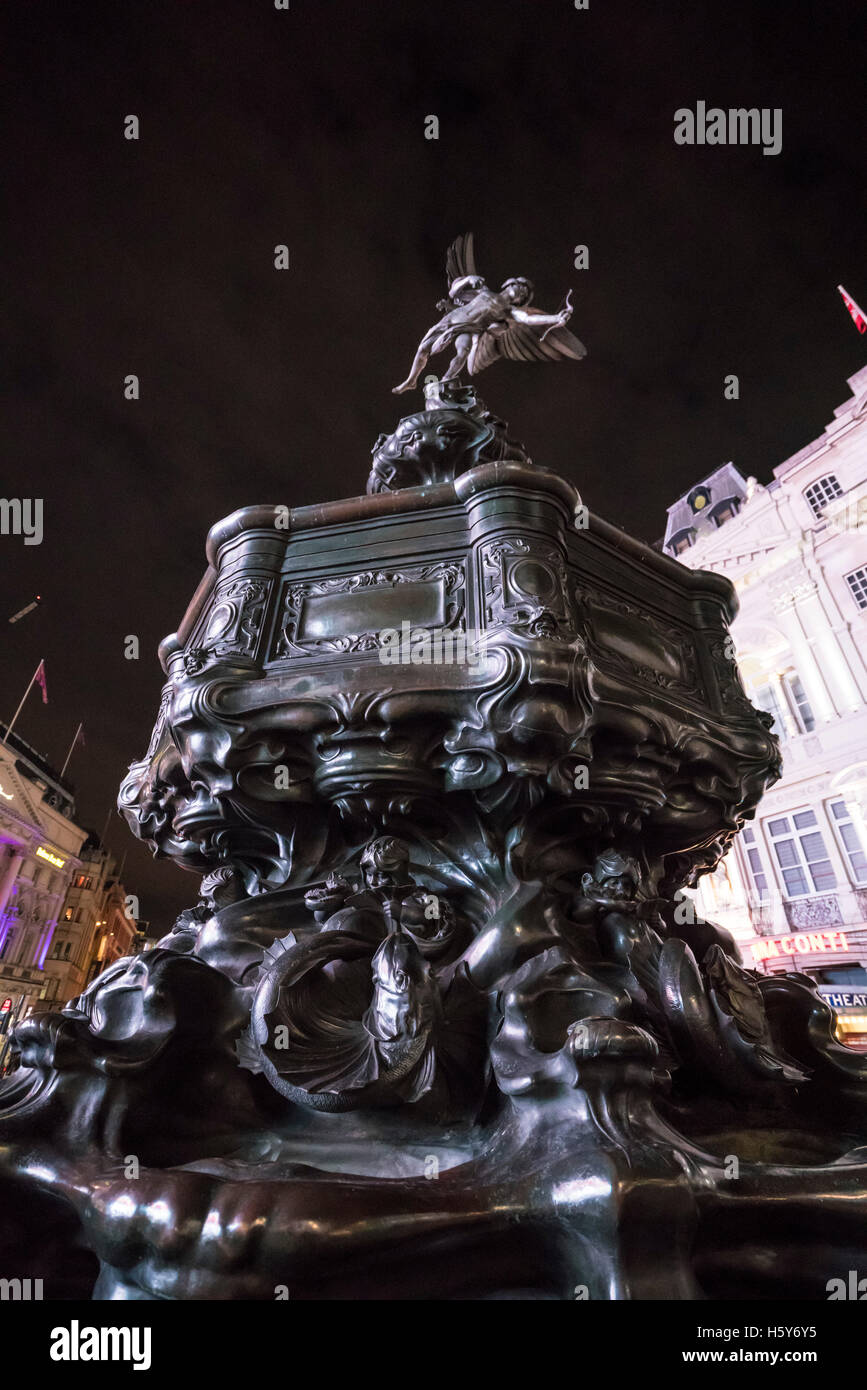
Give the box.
[43,833,140,1008]
[0,728,87,1022]
[662,363,867,1048]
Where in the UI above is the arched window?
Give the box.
[710,496,741,527]
[668,527,696,556]
[804,475,842,519]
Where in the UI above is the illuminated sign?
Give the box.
[752,930,849,963]
[36,845,65,869]
[820,991,867,1011]
[0,998,11,1013]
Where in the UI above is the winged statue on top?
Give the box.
[393,233,587,393]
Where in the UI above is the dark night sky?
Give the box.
[1,0,865,929]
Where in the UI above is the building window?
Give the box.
[767,810,836,898]
[830,800,867,885]
[815,966,867,988]
[784,673,815,732]
[753,683,788,740]
[845,568,867,611]
[752,672,815,738]
[669,528,696,556]
[711,497,740,527]
[804,474,843,518]
[63,907,73,922]
[741,826,769,900]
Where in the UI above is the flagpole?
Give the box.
[1,664,41,747]
[59,722,83,781]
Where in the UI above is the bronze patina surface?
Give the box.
[2,244,865,1301]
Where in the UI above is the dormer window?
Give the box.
[710,496,741,527]
[804,474,842,519]
[669,528,696,556]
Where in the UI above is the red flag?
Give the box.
[34,660,48,704]
[838,284,867,335]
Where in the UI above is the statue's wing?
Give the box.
[445,232,478,285]
[469,309,587,375]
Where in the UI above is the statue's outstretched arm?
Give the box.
[512,307,567,327]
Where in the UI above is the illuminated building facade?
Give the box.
[664,363,867,1048]
[42,834,141,1007]
[0,728,87,1020]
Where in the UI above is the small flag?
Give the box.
[838,284,867,335]
[34,660,48,705]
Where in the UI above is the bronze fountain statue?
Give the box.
[1,236,866,1300]
[393,233,585,392]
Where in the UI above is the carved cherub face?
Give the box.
[599,873,635,900]
[581,850,641,904]
[360,837,410,891]
[365,868,394,889]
